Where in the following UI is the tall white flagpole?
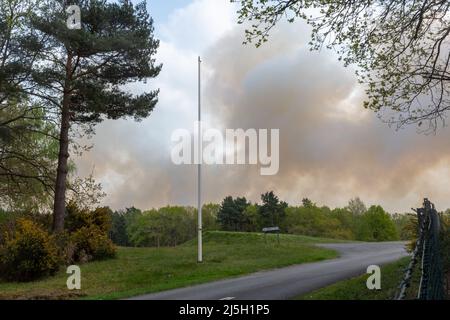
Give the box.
[197,56,203,263]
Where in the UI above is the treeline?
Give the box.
[109,192,414,247]
[110,205,219,247]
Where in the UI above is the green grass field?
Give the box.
[296,257,411,300]
[0,231,340,300]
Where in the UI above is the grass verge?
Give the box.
[0,231,339,300]
[296,257,411,300]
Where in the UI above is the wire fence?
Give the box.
[396,198,445,300]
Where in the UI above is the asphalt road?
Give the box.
[129,241,408,300]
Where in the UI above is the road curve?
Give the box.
[129,242,408,300]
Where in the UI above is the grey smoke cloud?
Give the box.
[75,17,450,213]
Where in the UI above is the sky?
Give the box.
[74,0,450,213]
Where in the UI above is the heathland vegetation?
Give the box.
[0,191,412,284]
[0,231,338,299]
[2,198,447,299]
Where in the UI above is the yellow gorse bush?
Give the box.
[0,219,59,281]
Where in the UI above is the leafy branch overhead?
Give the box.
[233,0,450,131]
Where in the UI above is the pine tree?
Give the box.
[19,0,161,231]
[259,191,287,228]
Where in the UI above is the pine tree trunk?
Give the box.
[52,53,73,233]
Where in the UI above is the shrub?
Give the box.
[62,202,116,263]
[0,211,52,245]
[0,219,59,282]
[65,202,112,233]
[66,225,116,264]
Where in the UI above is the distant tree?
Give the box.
[159,206,196,246]
[242,204,260,232]
[234,0,450,131]
[347,197,367,216]
[285,205,349,239]
[218,196,237,231]
[127,209,161,247]
[110,210,129,246]
[202,203,220,231]
[356,205,399,241]
[259,191,287,228]
[301,198,314,208]
[127,206,196,248]
[218,196,250,231]
[6,0,161,232]
[392,213,416,241]
[123,207,142,223]
[330,207,355,239]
